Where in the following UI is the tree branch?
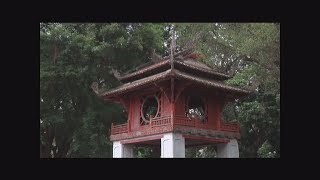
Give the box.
[242,56,277,71]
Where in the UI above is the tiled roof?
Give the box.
[95,69,250,98]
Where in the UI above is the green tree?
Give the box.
[175,23,280,158]
[40,23,167,158]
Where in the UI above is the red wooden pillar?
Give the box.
[216,97,221,130]
[171,78,175,126]
[128,98,132,132]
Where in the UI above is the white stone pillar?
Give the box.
[113,141,134,158]
[217,139,239,158]
[161,133,185,158]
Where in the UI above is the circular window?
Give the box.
[141,95,160,125]
[186,96,207,123]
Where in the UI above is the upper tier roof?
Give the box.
[92,50,251,100]
[93,69,250,99]
[118,55,231,83]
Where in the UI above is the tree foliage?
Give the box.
[40,23,167,158]
[176,23,280,158]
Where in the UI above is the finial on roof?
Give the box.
[170,30,176,65]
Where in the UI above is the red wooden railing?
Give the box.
[174,115,194,127]
[150,116,171,127]
[111,123,128,135]
[111,117,240,135]
[174,115,210,129]
[111,117,171,135]
[220,122,240,132]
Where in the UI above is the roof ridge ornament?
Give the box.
[170,27,176,70]
[91,82,105,96]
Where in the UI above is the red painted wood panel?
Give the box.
[207,94,223,129]
[161,91,171,117]
[174,93,186,116]
[120,135,164,144]
[130,95,141,131]
[126,83,226,134]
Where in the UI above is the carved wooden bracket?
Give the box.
[174,82,192,102]
[174,82,192,103]
[154,82,171,102]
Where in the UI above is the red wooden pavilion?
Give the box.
[92,50,250,158]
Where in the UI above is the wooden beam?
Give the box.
[120,135,164,144]
[154,82,170,102]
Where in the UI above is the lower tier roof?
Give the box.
[93,69,250,99]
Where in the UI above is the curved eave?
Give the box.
[99,69,173,99]
[119,60,171,83]
[118,59,231,83]
[173,70,250,97]
[174,61,231,81]
[94,69,250,100]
